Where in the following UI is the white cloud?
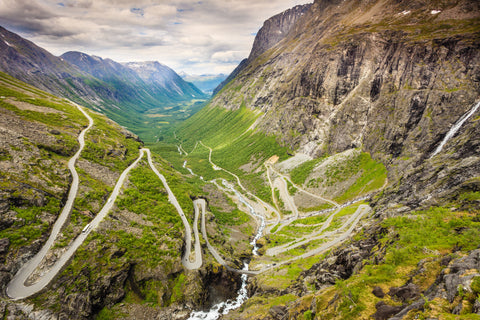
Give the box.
[211,51,246,63]
[0,0,313,74]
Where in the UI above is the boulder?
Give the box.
[372,301,405,320]
[269,305,287,320]
[0,238,10,254]
[388,283,420,302]
[372,286,385,298]
[473,299,480,314]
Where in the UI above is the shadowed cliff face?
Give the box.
[213,3,312,96]
[211,0,480,210]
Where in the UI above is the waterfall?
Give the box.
[188,180,265,319]
[430,101,480,158]
[188,264,249,320]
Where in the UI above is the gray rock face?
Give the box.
[0,238,10,264]
[248,4,312,62]
[269,305,288,319]
[434,249,480,303]
[213,4,311,95]
[386,249,480,319]
[210,0,480,210]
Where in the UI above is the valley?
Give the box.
[0,0,479,319]
[0,73,383,318]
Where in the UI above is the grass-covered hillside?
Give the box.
[156,104,292,205]
[0,72,235,319]
[0,71,263,319]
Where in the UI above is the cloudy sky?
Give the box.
[0,0,312,75]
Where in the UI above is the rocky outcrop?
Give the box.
[388,283,421,303]
[289,224,386,296]
[372,301,406,320]
[268,231,480,320]
[383,249,480,319]
[198,264,242,308]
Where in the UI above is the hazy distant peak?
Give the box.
[125,61,169,70]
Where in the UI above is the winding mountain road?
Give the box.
[266,204,370,256]
[266,163,340,235]
[7,104,95,300]
[199,141,280,229]
[7,111,378,300]
[145,149,202,270]
[7,107,207,300]
[188,141,374,274]
[195,198,260,275]
[267,204,371,269]
[7,144,145,299]
[196,199,225,266]
[269,164,339,207]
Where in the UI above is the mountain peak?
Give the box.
[213,3,312,95]
[248,3,312,62]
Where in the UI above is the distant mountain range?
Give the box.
[179,72,227,94]
[0,26,207,136]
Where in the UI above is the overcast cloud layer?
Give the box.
[0,0,312,74]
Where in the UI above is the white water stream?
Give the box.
[430,101,480,158]
[223,180,266,256]
[188,265,249,320]
[188,179,265,319]
[183,160,203,180]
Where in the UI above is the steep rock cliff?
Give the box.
[211,0,480,209]
[213,3,312,95]
[248,4,312,62]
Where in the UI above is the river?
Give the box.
[187,179,265,319]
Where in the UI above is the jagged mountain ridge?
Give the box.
[60,51,137,82]
[0,26,107,106]
[61,51,205,105]
[247,3,312,62]
[209,0,480,210]
[124,61,204,98]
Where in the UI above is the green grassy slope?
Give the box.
[0,71,212,318]
[157,104,291,203]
